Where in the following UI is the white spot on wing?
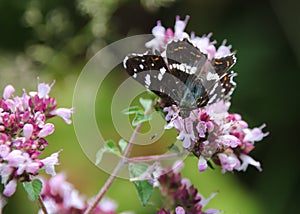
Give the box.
[207,72,219,81]
[190,67,197,74]
[160,67,166,75]
[209,83,218,94]
[123,56,129,68]
[208,94,217,104]
[158,73,163,80]
[145,74,151,88]
[139,64,144,69]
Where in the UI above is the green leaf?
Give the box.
[168,144,181,153]
[104,140,121,155]
[129,163,154,206]
[122,106,142,115]
[132,112,152,126]
[23,179,43,201]
[95,148,106,165]
[118,139,128,153]
[139,98,152,112]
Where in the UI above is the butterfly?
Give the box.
[123,39,236,118]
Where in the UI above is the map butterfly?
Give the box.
[123,39,236,118]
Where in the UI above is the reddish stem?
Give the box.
[126,152,188,163]
[38,195,48,214]
[84,122,142,214]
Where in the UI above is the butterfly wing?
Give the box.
[124,53,184,107]
[123,40,237,118]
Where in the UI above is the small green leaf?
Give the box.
[104,140,121,155]
[132,112,152,126]
[168,144,181,153]
[129,163,154,206]
[139,98,152,112]
[95,148,106,165]
[122,106,143,115]
[118,139,128,153]
[129,163,149,177]
[23,179,43,201]
[207,159,215,170]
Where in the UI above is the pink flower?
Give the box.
[198,156,208,172]
[97,198,118,213]
[218,134,240,148]
[41,151,60,176]
[157,163,219,213]
[3,179,17,197]
[238,154,262,172]
[0,164,13,184]
[175,206,185,214]
[5,150,25,168]
[215,40,233,58]
[145,20,166,51]
[38,123,55,137]
[174,117,196,148]
[40,173,118,214]
[3,85,15,99]
[244,124,269,142]
[50,108,74,124]
[23,123,34,140]
[0,82,72,197]
[218,153,241,173]
[0,145,10,158]
[37,82,53,99]
[174,15,190,40]
[196,121,207,138]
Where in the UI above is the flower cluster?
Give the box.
[0,82,74,197]
[146,15,232,60]
[157,161,218,214]
[39,173,117,214]
[165,102,268,173]
[146,16,268,173]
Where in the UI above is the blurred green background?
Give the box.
[1,0,299,213]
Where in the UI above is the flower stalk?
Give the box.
[84,108,149,214]
[38,195,48,214]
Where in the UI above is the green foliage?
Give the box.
[95,139,128,165]
[129,163,154,206]
[23,179,43,201]
[118,139,128,153]
[122,98,153,126]
[139,98,152,112]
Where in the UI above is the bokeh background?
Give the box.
[1,0,299,213]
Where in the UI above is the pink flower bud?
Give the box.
[175,206,185,214]
[3,179,17,197]
[38,123,54,137]
[198,156,208,172]
[3,85,15,99]
[23,124,34,140]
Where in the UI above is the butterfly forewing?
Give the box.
[124,53,184,106]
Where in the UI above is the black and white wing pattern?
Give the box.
[123,39,236,118]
